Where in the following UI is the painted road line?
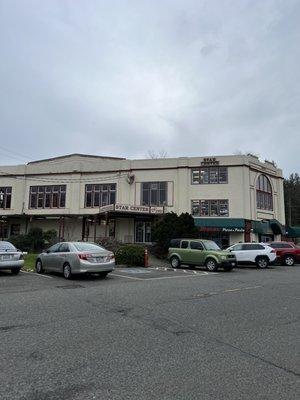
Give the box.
[21,271,53,279]
[110,273,145,281]
[133,272,216,281]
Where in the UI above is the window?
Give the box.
[191,200,229,217]
[242,244,265,250]
[270,242,293,249]
[232,244,243,251]
[58,243,70,252]
[85,184,116,208]
[181,241,189,249]
[191,167,228,184]
[74,243,105,252]
[169,239,181,248]
[256,175,273,211]
[48,243,61,253]
[29,186,66,209]
[141,182,167,206]
[0,187,12,209]
[190,241,204,250]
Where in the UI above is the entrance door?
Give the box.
[135,221,151,243]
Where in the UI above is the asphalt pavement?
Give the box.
[0,264,299,400]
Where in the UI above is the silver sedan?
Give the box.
[36,242,115,279]
[0,241,25,275]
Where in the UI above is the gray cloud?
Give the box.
[0,0,299,175]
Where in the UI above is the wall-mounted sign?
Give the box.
[201,157,219,166]
[222,228,244,233]
[99,203,164,215]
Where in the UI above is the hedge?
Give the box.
[115,244,145,266]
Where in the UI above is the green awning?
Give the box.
[252,219,285,235]
[287,226,300,237]
[193,218,245,229]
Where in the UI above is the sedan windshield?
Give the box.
[204,241,221,251]
[73,242,105,252]
[0,241,17,251]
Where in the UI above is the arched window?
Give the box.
[256,175,273,210]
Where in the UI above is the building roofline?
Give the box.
[27,153,126,164]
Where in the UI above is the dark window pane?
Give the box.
[181,241,189,249]
[52,193,58,208]
[219,200,229,216]
[191,200,200,216]
[200,200,209,216]
[192,169,200,184]
[200,168,209,184]
[219,167,228,183]
[209,168,219,184]
[45,193,51,208]
[59,192,66,208]
[86,192,92,207]
[210,200,218,216]
[190,241,204,250]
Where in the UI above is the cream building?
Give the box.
[0,153,285,247]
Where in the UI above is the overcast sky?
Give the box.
[0,0,299,176]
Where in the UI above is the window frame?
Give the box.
[141,181,168,207]
[191,199,229,217]
[84,183,116,208]
[0,187,12,209]
[29,185,66,209]
[191,167,228,185]
[256,175,273,211]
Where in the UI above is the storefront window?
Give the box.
[29,185,66,209]
[191,200,229,217]
[142,182,167,206]
[85,184,116,208]
[191,167,228,184]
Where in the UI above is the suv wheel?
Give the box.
[284,255,295,266]
[205,258,218,272]
[256,256,269,269]
[63,263,72,279]
[170,256,181,268]
[36,260,44,274]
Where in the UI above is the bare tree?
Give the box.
[147,149,168,159]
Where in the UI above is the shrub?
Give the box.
[9,228,58,252]
[97,237,123,254]
[115,244,145,266]
[151,212,198,257]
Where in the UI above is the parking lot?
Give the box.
[0,264,299,400]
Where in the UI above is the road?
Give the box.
[0,265,299,400]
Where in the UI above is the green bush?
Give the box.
[151,212,198,257]
[9,228,58,252]
[115,244,145,266]
[97,237,123,254]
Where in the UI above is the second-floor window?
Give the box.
[0,187,12,209]
[85,184,116,208]
[141,182,167,206]
[29,185,66,209]
[256,174,273,211]
[191,199,229,217]
[191,167,228,184]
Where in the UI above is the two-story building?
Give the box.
[0,153,285,247]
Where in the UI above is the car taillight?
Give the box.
[109,254,115,261]
[19,253,24,260]
[78,253,89,260]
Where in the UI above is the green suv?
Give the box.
[168,239,236,272]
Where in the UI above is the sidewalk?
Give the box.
[148,253,170,268]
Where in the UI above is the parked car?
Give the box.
[35,242,115,279]
[226,242,276,268]
[0,241,25,275]
[168,239,236,272]
[268,241,300,266]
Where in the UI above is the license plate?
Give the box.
[2,255,12,260]
[96,257,105,262]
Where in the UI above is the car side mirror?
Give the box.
[45,249,50,254]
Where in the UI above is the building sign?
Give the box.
[201,157,219,166]
[99,203,164,215]
[222,228,244,233]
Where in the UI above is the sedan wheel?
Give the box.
[63,264,72,279]
[36,260,44,274]
[284,255,295,266]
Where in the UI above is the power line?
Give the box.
[0,145,33,162]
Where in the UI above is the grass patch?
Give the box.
[23,253,38,272]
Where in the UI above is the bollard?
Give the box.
[144,248,149,268]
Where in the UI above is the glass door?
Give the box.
[135,221,151,243]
